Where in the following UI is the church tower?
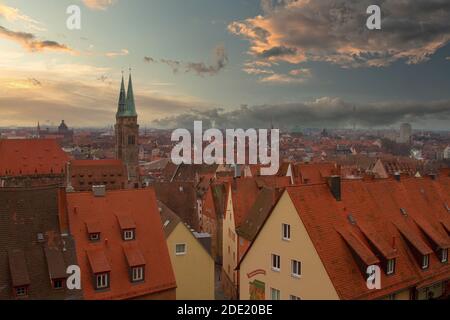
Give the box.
[115,72,140,186]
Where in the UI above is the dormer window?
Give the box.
[89,233,100,242]
[86,221,101,242]
[441,249,448,263]
[123,229,135,241]
[95,272,110,290]
[116,214,136,241]
[52,279,64,290]
[422,255,430,270]
[131,266,145,283]
[14,286,28,298]
[386,259,396,275]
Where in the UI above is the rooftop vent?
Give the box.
[400,208,408,217]
[92,185,106,197]
[347,214,357,225]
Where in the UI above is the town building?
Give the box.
[37,120,74,146]
[237,172,450,300]
[64,187,176,300]
[158,201,215,300]
[399,123,413,144]
[0,186,81,300]
[0,139,69,188]
[67,159,127,192]
[221,177,291,299]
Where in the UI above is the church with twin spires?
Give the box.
[115,73,140,187]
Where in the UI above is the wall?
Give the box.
[222,187,238,299]
[167,223,215,300]
[239,191,340,300]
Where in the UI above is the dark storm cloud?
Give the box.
[259,46,297,59]
[144,45,228,76]
[229,0,450,67]
[152,98,450,129]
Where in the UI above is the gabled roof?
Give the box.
[0,186,81,300]
[284,177,450,300]
[236,188,279,241]
[158,200,182,238]
[0,139,69,177]
[239,175,450,300]
[66,188,176,300]
[231,177,290,227]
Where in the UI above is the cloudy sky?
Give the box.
[0,0,449,129]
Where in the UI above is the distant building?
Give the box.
[444,146,450,160]
[0,139,69,188]
[399,123,412,144]
[38,120,74,146]
[67,159,127,192]
[0,186,81,300]
[115,73,140,187]
[158,201,215,300]
[64,187,177,300]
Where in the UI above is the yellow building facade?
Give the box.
[238,191,340,300]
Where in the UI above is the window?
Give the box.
[53,279,64,289]
[290,295,301,301]
[422,255,430,270]
[15,286,28,297]
[271,288,281,300]
[123,229,135,241]
[96,273,109,290]
[131,266,144,282]
[271,254,281,271]
[282,224,291,241]
[128,135,136,145]
[89,233,100,242]
[292,260,302,278]
[387,259,396,275]
[441,249,448,263]
[176,244,187,255]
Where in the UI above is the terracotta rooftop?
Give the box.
[0,186,81,300]
[66,188,176,300]
[0,139,69,177]
[285,175,450,300]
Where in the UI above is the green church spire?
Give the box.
[124,72,137,117]
[116,73,126,117]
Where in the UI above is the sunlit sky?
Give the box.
[0,0,449,129]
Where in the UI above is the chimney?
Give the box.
[327,175,341,201]
[65,162,75,193]
[394,172,401,182]
[92,185,106,197]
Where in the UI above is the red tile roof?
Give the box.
[231,177,291,227]
[87,249,111,274]
[285,176,450,299]
[123,242,146,267]
[66,188,176,300]
[0,139,69,176]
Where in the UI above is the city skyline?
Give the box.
[0,0,450,129]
